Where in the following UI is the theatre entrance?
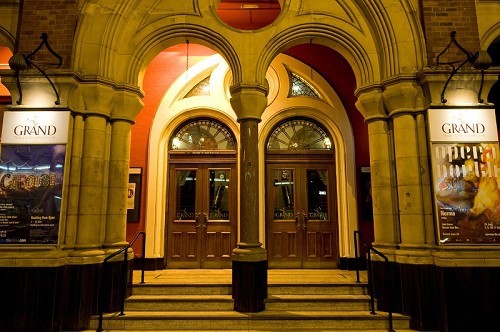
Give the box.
[165,118,237,268]
[266,119,338,268]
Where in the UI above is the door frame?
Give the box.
[165,153,237,268]
[265,152,339,268]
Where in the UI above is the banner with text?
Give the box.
[0,111,69,244]
[428,108,500,244]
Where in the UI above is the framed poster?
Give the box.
[428,108,500,245]
[127,167,142,222]
[0,111,70,245]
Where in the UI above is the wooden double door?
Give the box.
[266,162,338,268]
[167,163,236,268]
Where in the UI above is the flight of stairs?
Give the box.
[91,271,413,331]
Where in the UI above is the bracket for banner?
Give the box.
[8,33,63,105]
[436,31,492,104]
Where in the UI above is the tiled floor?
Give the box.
[133,269,368,285]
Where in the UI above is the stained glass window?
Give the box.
[267,119,333,151]
[184,76,210,98]
[170,119,236,150]
[290,72,320,98]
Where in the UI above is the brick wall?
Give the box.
[17,0,77,69]
[420,0,481,65]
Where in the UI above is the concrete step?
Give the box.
[132,283,232,296]
[124,295,234,311]
[268,283,367,295]
[265,294,372,311]
[132,282,367,296]
[91,310,411,331]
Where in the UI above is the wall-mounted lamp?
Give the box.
[8,33,63,105]
[436,31,493,104]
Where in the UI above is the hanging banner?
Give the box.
[428,108,500,245]
[0,111,69,245]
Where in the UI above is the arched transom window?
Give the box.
[267,118,333,151]
[170,118,236,151]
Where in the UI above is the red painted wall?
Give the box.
[127,44,216,253]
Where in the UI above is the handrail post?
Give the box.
[141,232,146,284]
[120,248,128,316]
[367,248,376,315]
[354,230,360,283]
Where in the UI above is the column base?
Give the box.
[232,260,268,312]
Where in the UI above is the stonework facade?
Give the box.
[0,1,499,331]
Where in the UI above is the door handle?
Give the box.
[295,212,301,230]
[302,211,308,230]
[195,212,202,228]
[202,212,208,228]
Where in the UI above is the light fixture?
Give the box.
[436,31,492,104]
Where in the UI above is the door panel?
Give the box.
[167,164,236,268]
[267,163,337,268]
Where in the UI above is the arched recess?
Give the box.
[259,54,357,260]
[145,55,239,258]
[144,52,358,261]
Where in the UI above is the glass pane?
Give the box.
[209,170,230,220]
[184,76,210,98]
[170,119,236,150]
[272,169,294,220]
[307,169,328,220]
[267,119,332,151]
[290,72,321,98]
[175,170,197,220]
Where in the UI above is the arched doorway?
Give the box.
[166,118,237,268]
[266,118,338,268]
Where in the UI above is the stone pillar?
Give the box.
[70,84,114,261]
[355,90,399,250]
[383,82,434,255]
[104,92,143,252]
[230,84,268,312]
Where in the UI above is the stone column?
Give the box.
[355,90,399,250]
[230,83,268,312]
[104,92,143,252]
[383,82,434,256]
[70,84,114,261]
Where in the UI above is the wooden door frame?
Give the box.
[166,153,237,269]
[266,152,338,268]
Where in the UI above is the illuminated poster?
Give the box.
[428,108,500,244]
[0,111,69,244]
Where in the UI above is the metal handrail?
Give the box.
[97,231,146,332]
[354,230,394,332]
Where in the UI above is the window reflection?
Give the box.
[209,170,230,220]
[273,169,294,220]
[307,169,328,220]
[175,170,196,219]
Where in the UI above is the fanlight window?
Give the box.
[184,76,210,98]
[170,119,236,150]
[290,72,320,99]
[267,119,332,151]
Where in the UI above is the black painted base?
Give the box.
[0,260,132,332]
[371,261,500,332]
[232,260,267,312]
[339,257,367,270]
[135,257,165,270]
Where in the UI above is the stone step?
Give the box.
[92,310,411,331]
[265,294,372,311]
[124,295,234,311]
[132,283,232,296]
[268,283,367,295]
[132,283,367,296]
[125,294,372,312]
